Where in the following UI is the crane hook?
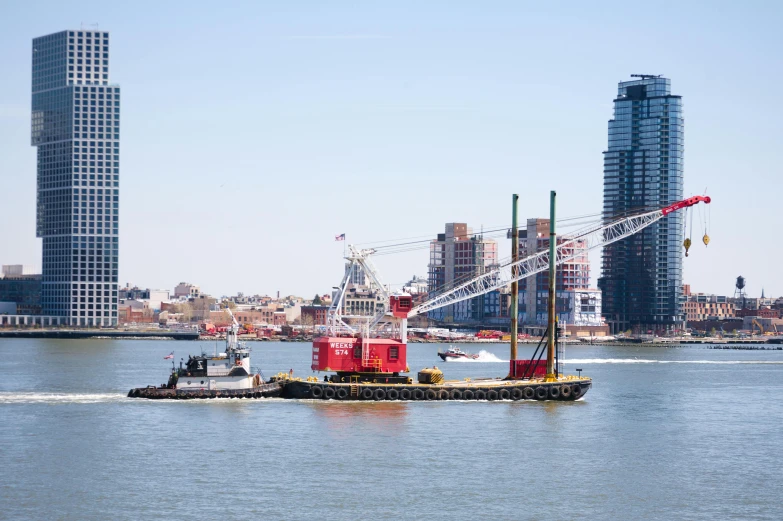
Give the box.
[683,237,692,257]
[703,234,710,246]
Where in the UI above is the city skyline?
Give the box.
[1,2,781,298]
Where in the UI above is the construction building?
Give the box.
[427,223,498,323]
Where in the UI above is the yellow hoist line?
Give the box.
[683,196,711,256]
[702,198,711,246]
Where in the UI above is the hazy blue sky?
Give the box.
[1,0,781,298]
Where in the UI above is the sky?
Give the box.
[1,0,781,299]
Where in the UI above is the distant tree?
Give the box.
[300,313,315,336]
[710,327,717,337]
[178,303,193,323]
[313,294,322,305]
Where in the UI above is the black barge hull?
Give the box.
[127,382,283,400]
[282,379,590,401]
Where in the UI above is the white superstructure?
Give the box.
[174,308,262,391]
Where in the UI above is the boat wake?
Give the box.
[0,392,127,404]
[446,350,507,363]
[565,359,783,365]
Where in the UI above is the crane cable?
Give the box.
[367,214,605,256]
[702,188,711,246]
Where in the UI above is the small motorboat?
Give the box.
[438,346,479,361]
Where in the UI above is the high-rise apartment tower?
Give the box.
[427,223,497,323]
[31,30,120,326]
[598,76,684,334]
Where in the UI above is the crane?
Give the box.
[326,246,391,335]
[409,195,711,319]
[751,319,764,336]
[313,195,711,380]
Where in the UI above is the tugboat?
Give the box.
[438,346,479,361]
[282,192,711,401]
[127,309,283,400]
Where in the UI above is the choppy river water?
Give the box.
[1,338,781,520]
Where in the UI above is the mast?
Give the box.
[546,190,557,380]
[510,194,519,361]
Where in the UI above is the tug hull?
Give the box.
[127,381,283,400]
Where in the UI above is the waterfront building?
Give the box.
[742,316,783,332]
[401,275,428,296]
[117,299,155,324]
[232,307,287,326]
[735,307,779,319]
[598,75,684,334]
[521,288,608,337]
[0,265,42,316]
[343,285,385,317]
[509,218,591,325]
[0,272,42,315]
[118,285,169,310]
[682,293,735,322]
[1,265,38,277]
[729,296,775,311]
[31,30,120,326]
[345,263,367,286]
[427,223,498,323]
[174,282,200,298]
[301,305,330,326]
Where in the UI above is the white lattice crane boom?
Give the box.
[408,195,711,318]
[326,245,391,335]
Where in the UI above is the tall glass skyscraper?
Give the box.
[598,76,684,334]
[31,30,120,326]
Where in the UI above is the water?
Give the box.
[1,339,782,520]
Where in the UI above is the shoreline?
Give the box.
[0,329,781,348]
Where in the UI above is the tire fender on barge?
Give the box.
[278,379,591,402]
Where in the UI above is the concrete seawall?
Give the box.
[0,330,199,340]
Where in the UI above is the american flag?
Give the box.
[163,352,174,360]
[335,233,345,241]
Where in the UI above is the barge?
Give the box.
[290,193,711,402]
